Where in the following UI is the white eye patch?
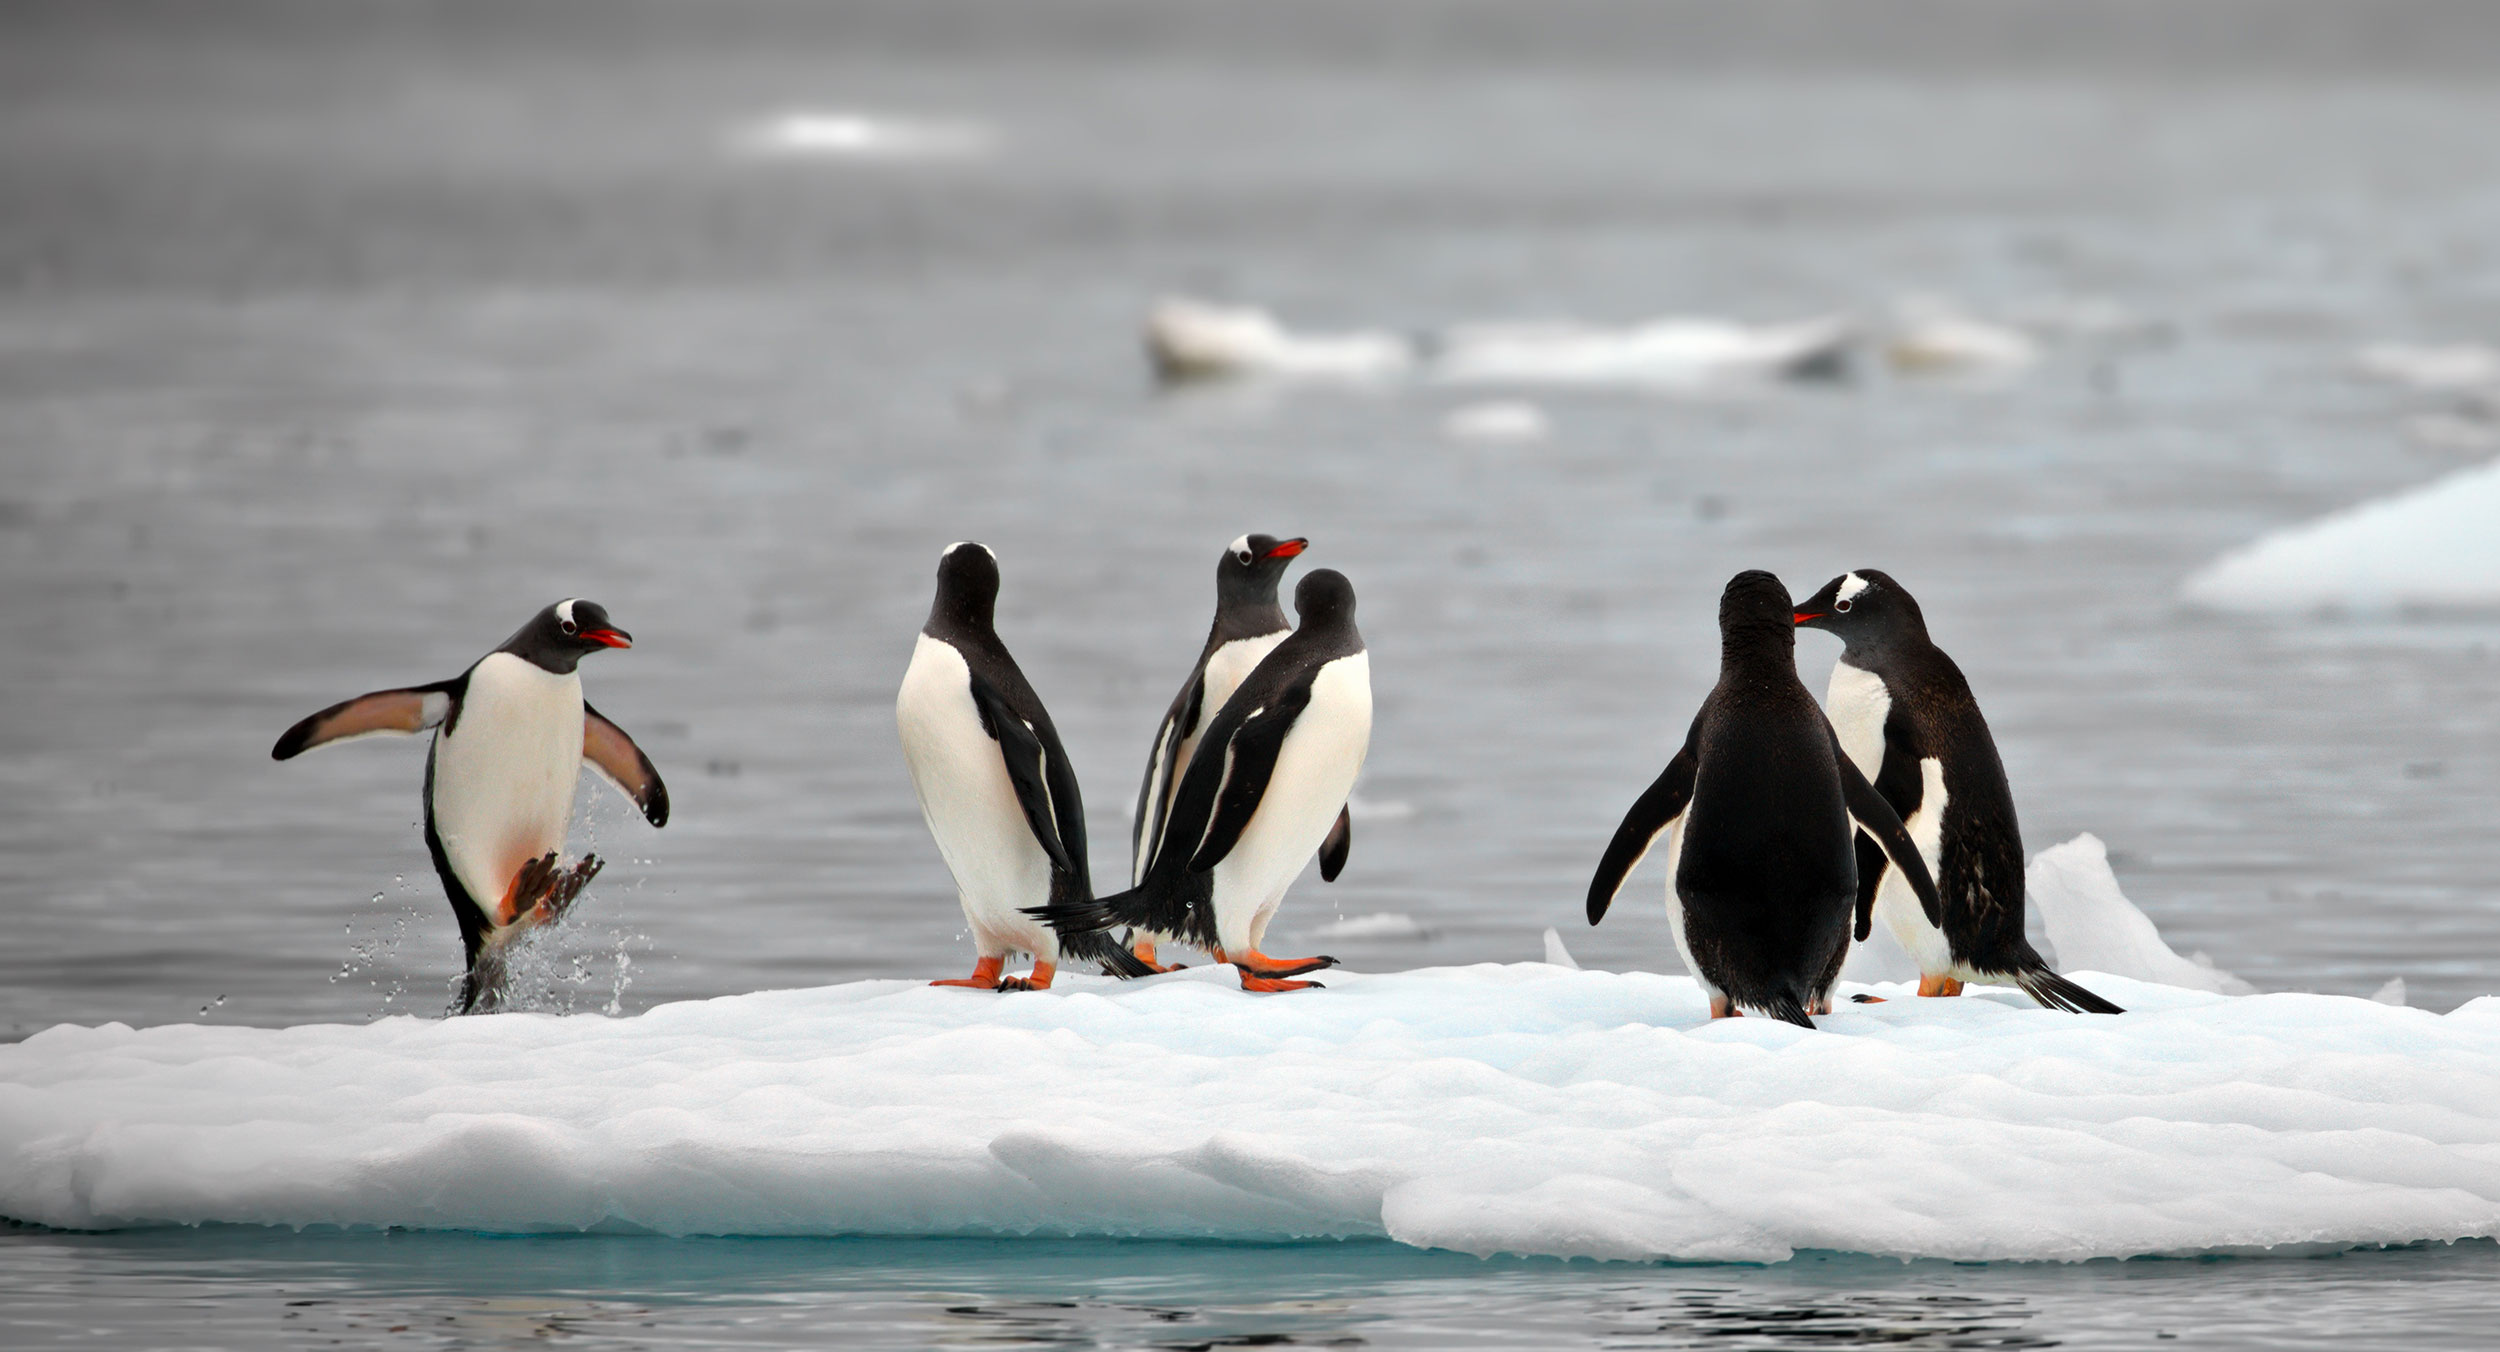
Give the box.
[1835,573,1872,604]
[556,598,579,626]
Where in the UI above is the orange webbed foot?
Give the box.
[932,956,1006,990]
[996,962,1056,993]
[1130,938,1188,974]
[1709,994,1742,1019]
[1215,947,1337,979]
[1238,974,1324,993]
[1917,975,1966,998]
[1851,994,1888,1004]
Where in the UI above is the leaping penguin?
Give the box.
[897,542,1152,990]
[1586,571,1942,1026]
[1794,569,2122,1013]
[1033,568,1370,992]
[1125,534,1349,970]
[272,599,669,1015]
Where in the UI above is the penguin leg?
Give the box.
[1917,975,1966,998]
[996,960,1057,993]
[1128,933,1188,974]
[496,853,562,927]
[1709,994,1742,1019]
[1217,947,1337,979]
[932,955,1007,989]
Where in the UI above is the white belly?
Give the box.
[1137,629,1288,885]
[1824,660,1889,782]
[896,634,1058,958]
[1209,652,1371,951]
[1658,813,1705,994]
[1873,757,1955,975]
[430,653,584,925]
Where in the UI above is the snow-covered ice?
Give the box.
[1430,315,1854,389]
[7,952,2496,1261]
[2028,834,2254,996]
[2182,456,2500,613]
[2354,343,2500,393]
[1143,298,1415,383]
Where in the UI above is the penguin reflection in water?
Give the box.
[897,543,1152,990]
[1035,569,1370,992]
[1794,570,2120,1013]
[1587,571,1941,1025]
[1123,533,1349,972]
[272,600,670,1014]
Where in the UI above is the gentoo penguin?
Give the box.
[1125,533,1350,970]
[1586,571,1942,1026]
[272,599,669,1015]
[897,542,1151,990]
[1033,568,1370,992]
[1794,570,2122,1013]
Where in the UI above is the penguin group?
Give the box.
[272,545,2113,1025]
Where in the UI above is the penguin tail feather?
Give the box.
[1763,991,1816,1030]
[1059,926,1156,980]
[2011,964,2125,1015]
[1024,888,1157,980]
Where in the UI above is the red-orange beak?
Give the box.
[1792,612,1823,625]
[1265,538,1308,559]
[581,629,633,649]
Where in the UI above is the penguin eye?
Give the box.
[560,619,578,635]
[1834,599,1854,613]
[1236,549,1254,565]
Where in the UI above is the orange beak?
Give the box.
[1265,538,1309,559]
[581,629,632,649]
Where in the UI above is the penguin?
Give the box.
[1793,569,2122,1013]
[1124,533,1350,970]
[1032,568,1370,992]
[896,542,1152,990]
[272,599,669,1015]
[1585,570,1943,1026]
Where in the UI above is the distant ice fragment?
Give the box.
[1883,300,2039,376]
[727,109,994,161]
[1541,928,1581,969]
[1307,912,1433,941]
[2027,833,2253,995]
[1441,400,1550,443]
[1144,298,1414,383]
[2373,978,2409,1007]
[2182,456,2500,614]
[2354,343,2500,392]
[1430,315,1854,388]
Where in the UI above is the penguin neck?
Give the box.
[924,593,1000,652]
[1209,594,1291,648]
[1718,625,1799,688]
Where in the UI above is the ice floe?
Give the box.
[1881,300,2041,377]
[726,109,995,162]
[2182,456,2500,613]
[1430,315,1854,388]
[7,926,2496,1261]
[2027,834,2254,996]
[1144,298,1415,384]
[2354,343,2500,393]
[1440,399,1551,443]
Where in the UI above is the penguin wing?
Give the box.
[967,674,1076,876]
[271,680,459,760]
[1318,804,1351,882]
[1851,709,1933,938]
[1131,674,1206,883]
[1831,728,1944,930]
[1585,743,1697,925]
[582,702,671,828]
[1185,683,1314,874]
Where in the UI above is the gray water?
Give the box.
[6,0,2500,1344]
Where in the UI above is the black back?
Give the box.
[1795,569,2029,970]
[1673,571,1860,1021]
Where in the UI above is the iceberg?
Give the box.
[6,959,2494,1262]
[2182,457,2500,613]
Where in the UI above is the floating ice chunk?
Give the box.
[2374,978,2409,1007]
[1144,298,1415,383]
[2027,834,2253,995]
[1307,912,1434,941]
[1541,928,1581,969]
[1430,315,1854,389]
[5,963,2496,1261]
[1884,301,2040,376]
[2182,457,2500,613]
[2355,343,2500,392]
[1441,400,1551,443]
[726,109,994,161]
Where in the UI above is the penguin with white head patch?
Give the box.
[897,543,1152,989]
[1124,533,1349,970]
[1587,571,1942,1025]
[1794,569,2122,1013]
[273,599,669,1014]
[1034,568,1370,992]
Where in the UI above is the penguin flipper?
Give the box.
[1318,805,1351,882]
[272,681,458,759]
[1586,746,1696,925]
[1132,677,1205,884]
[1832,730,1943,927]
[1186,684,1313,874]
[967,675,1075,876]
[582,702,670,828]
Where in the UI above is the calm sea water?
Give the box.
[6,0,2500,1344]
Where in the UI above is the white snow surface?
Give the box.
[2182,456,2500,613]
[9,958,2499,1262]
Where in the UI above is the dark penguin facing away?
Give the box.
[1033,569,1370,993]
[1125,533,1349,972]
[273,599,670,1014]
[896,543,1153,991]
[1794,569,2122,1014]
[1586,571,1943,1026]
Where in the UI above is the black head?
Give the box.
[1218,533,1307,607]
[499,598,632,674]
[1717,570,1797,659]
[1792,569,1927,654]
[1292,568,1358,631]
[927,540,1001,635]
